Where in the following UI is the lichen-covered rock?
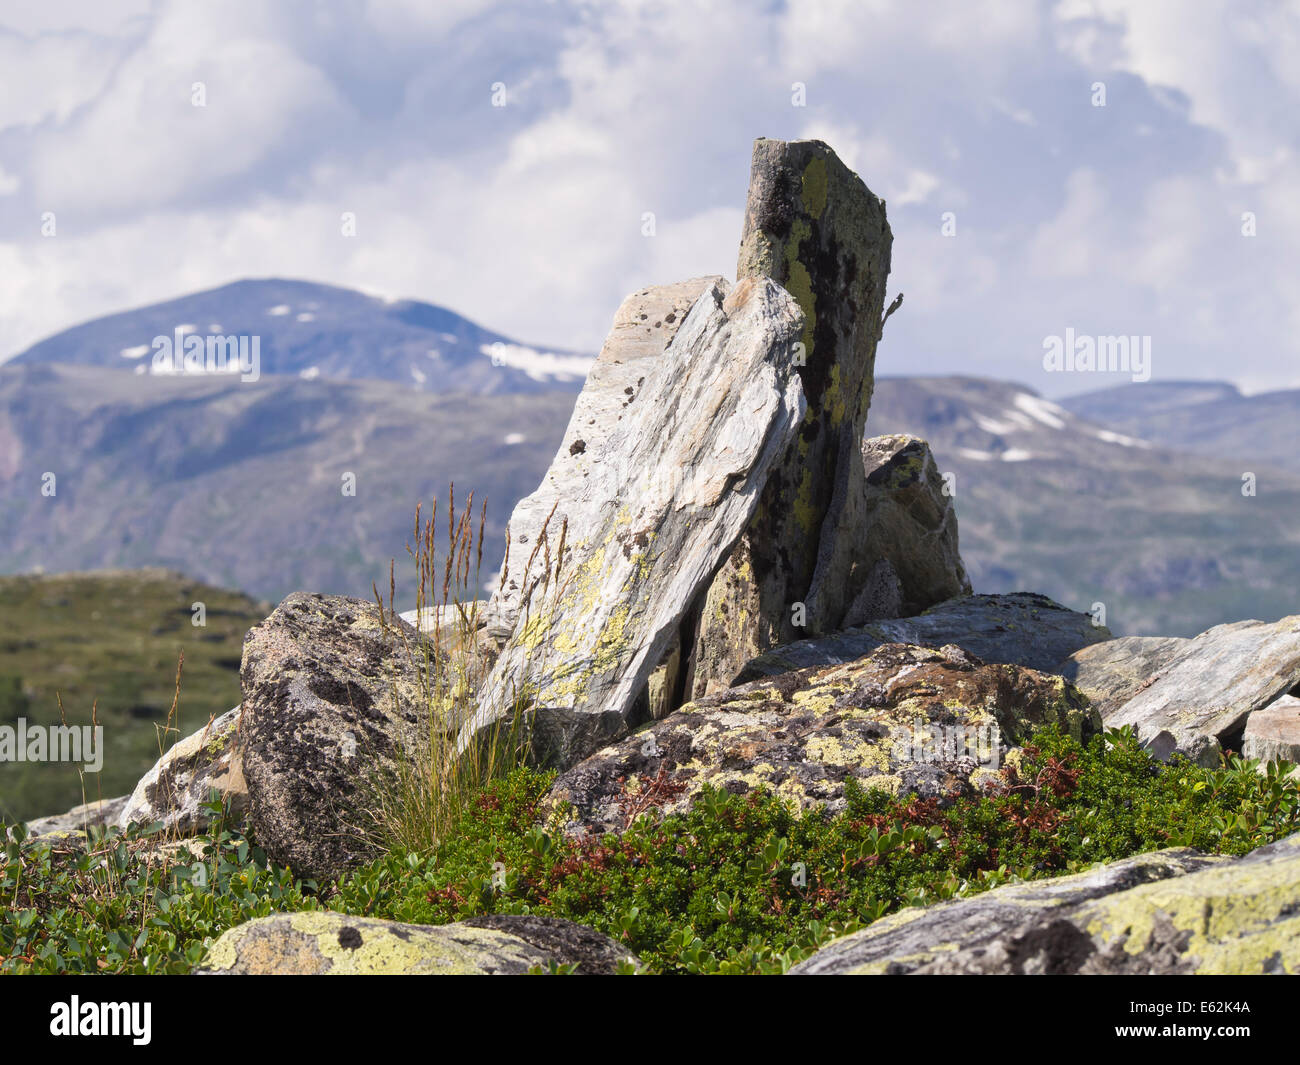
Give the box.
[1059,635,1190,717]
[116,706,246,835]
[195,910,637,975]
[241,593,433,880]
[1242,695,1300,764]
[485,277,722,645]
[844,434,971,623]
[736,592,1110,686]
[21,795,127,842]
[690,138,894,697]
[545,642,1099,837]
[792,833,1300,975]
[1105,616,1300,766]
[464,278,806,768]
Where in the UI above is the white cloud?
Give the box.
[0,0,1296,396]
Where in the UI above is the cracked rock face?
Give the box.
[240,593,433,880]
[544,642,1099,838]
[792,833,1300,974]
[464,278,807,769]
[195,910,637,975]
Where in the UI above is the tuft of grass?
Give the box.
[361,486,573,856]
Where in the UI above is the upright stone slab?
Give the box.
[486,277,724,644]
[689,138,893,698]
[462,278,806,768]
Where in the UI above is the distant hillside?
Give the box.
[0,570,268,822]
[866,376,1300,637]
[1059,380,1300,473]
[0,363,574,604]
[6,278,591,394]
[3,362,1297,641]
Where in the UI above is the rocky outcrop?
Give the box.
[846,434,971,622]
[485,278,722,645]
[1059,635,1190,717]
[545,642,1098,837]
[195,910,637,975]
[21,795,127,842]
[736,593,1110,684]
[792,833,1300,974]
[690,138,894,697]
[116,706,246,835]
[464,278,806,768]
[241,593,432,880]
[1242,695,1300,764]
[1103,616,1300,765]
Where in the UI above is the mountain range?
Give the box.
[2,278,1297,638]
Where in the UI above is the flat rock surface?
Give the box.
[792,833,1300,974]
[545,642,1098,837]
[1243,694,1300,763]
[196,910,637,975]
[465,278,806,768]
[21,795,127,841]
[1059,635,1190,717]
[1105,616,1300,765]
[116,706,245,835]
[736,593,1111,685]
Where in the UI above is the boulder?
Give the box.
[735,592,1110,685]
[195,910,637,975]
[463,278,806,768]
[845,434,971,623]
[485,277,723,645]
[1059,635,1190,717]
[241,593,433,880]
[1104,616,1300,766]
[792,834,1300,974]
[545,642,1099,838]
[116,706,246,835]
[21,795,127,842]
[1242,695,1300,764]
[690,137,894,697]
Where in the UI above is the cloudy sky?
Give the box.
[0,0,1296,395]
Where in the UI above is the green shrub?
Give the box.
[326,726,1300,973]
[3,726,1297,974]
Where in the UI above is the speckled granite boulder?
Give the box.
[241,593,433,880]
[1243,695,1300,764]
[545,642,1098,837]
[792,833,1300,974]
[195,911,637,975]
